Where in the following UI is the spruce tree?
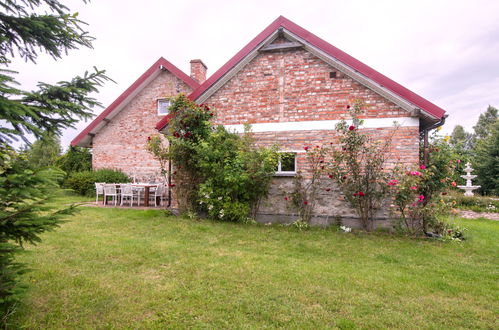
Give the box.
[0,0,109,321]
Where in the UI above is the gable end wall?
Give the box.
[92,71,192,180]
[202,48,420,225]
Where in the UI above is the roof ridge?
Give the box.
[156,16,444,131]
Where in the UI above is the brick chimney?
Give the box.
[190,59,207,84]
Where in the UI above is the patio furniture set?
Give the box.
[95,182,166,207]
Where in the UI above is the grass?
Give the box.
[10,192,499,329]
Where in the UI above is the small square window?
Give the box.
[157,99,171,115]
[276,152,297,175]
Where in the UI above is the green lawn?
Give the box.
[10,192,499,329]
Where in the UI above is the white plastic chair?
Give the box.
[149,184,165,207]
[95,182,105,204]
[133,185,144,205]
[103,184,118,206]
[120,184,137,206]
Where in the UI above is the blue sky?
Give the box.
[9,0,499,147]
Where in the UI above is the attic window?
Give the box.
[330,72,337,79]
[157,99,170,115]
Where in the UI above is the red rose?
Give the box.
[346,105,350,109]
[168,184,176,187]
[358,191,365,197]
[349,125,355,131]
[303,201,308,205]
[284,196,289,201]
[147,136,152,141]
[420,164,426,170]
[325,188,331,192]
[304,146,309,151]
[328,174,333,179]
[342,175,347,180]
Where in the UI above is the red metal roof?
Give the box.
[156,16,445,131]
[71,57,198,147]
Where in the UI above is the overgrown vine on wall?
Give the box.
[147,94,278,221]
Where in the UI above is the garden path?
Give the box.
[459,210,499,221]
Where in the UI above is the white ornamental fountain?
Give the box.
[457,162,480,196]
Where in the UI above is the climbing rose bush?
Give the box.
[389,132,461,236]
[284,145,326,223]
[326,101,394,231]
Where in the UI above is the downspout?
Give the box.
[167,154,172,207]
[423,114,448,166]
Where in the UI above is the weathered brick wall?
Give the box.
[248,127,419,225]
[92,71,192,180]
[203,48,421,224]
[207,48,410,125]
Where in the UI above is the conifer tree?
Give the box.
[0,0,109,321]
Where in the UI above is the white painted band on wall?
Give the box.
[223,117,419,133]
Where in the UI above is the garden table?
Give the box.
[131,184,158,207]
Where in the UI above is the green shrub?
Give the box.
[66,169,130,196]
[56,146,92,177]
[443,194,499,213]
[196,126,278,222]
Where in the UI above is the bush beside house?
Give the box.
[66,169,130,196]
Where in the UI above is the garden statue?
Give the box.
[457,162,480,196]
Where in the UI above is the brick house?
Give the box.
[72,16,446,225]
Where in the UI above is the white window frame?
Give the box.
[275,152,297,176]
[157,98,171,116]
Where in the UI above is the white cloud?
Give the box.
[6,0,499,147]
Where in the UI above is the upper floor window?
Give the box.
[276,152,297,175]
[157,99,171,115]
